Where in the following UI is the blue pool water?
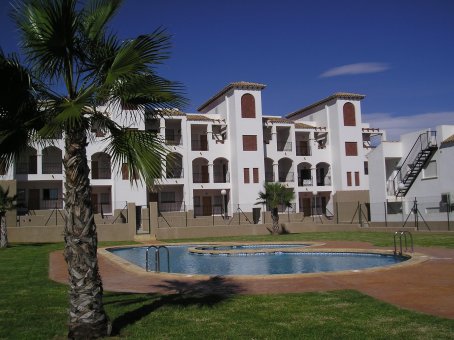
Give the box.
[108,245,408,276]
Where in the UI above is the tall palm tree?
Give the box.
[5,0,186,338]
[256,182,295,234]
[0,186,17,248]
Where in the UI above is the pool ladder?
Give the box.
[146,246,170,272]
[394,231,413,255]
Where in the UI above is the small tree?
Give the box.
[256,182,295,234]
[0,186,17,248]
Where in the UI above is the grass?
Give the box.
[0,233,453,339]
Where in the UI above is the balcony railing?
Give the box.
[42,162,62,174]
[316,175,331,186]
[165,134,183,146]
[298,176,313,186]
[277,140,292,152]
[16,162,37,174]
[92,166,111,179]
[278,171,294,182]
[166,167,184,178]
[296,144,311,156]
[191,139,208,151]
[213,171,230,183]
[192,172,210,183]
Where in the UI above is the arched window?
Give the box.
[241,94,256,118]
[343,102,356,126]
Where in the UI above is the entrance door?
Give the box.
[302,198,311,216]
[28,189,40,211]
[202,196,212,216]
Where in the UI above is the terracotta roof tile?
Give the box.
[286,92,366,118]
[197,81,266,112]
[295,122,316,129]
[186,114,213,122]
[263,117,294,124]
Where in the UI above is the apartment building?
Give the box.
[368,125,454,223]
[0,81,383,218]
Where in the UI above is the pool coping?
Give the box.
[49,240,454,320]
[98,241,428,281]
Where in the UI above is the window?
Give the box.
[364,161,369,175]
[355,171,360,186]
[244,168,250,183]
[347,172,352,186]
[423,160,437,179]
[253,168,259,183]
[100,193,110,204]
[343,102,356,126]
[43,188,58,200]
[243,135,257,151]
[161,192,176,203]
[345,142,358,156]
[241,94,256,118]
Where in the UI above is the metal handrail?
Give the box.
[393,231,413,255]
[391,131,437,196]
[146,246,170,272]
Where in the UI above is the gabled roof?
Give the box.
[286,92,366,118]
[197,81,266,112]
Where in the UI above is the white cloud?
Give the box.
[363,111,454,141]
[320,62,389,78]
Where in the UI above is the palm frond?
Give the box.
[11,0,80,83]
[82,0,122,41]
[103,124,168,187]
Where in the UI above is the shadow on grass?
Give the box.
[111,276,243,336]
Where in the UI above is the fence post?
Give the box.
[184,202,188,227]
[447,201,450,231]
[384,201,388,227]
[336,202,339,224]
[358,202,362,226]
[238,204,240,225]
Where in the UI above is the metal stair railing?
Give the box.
[394,231,414,256]
[391,131,437,197]
[145,246,170,272]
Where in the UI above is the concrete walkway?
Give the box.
[49,241,454,320]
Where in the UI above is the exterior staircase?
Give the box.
[391,131,438,197]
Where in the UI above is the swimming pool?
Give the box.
[107,244,409,276]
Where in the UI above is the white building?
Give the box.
[0,82,383,219]
[368,125,454,224]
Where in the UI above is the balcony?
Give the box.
[277,140,292,152]
[298,176,313,186]
[166,167,184,179]
[191,139,209,151]
[265,171,275,182]
[296,143,311,156]
[92,167,111,180]
[16,162,37,175]
[317,175,331,186]
[278,171,294,182]
[193,172,209,183]
[42,162,62,174]
[165,134,183,146]
[214,171,230,183]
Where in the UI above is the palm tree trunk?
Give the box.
[63,128,110,339]
[0,212,8,248]
[271,207,280,234]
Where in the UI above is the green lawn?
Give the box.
[0,232,453,339]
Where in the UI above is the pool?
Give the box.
[107,244,409,276]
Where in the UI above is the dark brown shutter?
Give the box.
[243,135,257,151]
[241,94,256,118]
[347,172,352,186]
[253,168,259,183]
[343,102,356,126]
[345,142,358,156]
[244,168,250,183]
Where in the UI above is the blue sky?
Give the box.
[1,0,453,139]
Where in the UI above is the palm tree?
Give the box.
[0,186,17,248]
[4,0,186,338]
[256,182,295,234]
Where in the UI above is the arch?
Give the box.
[343,102,356,126]
[297,162,312,186]
[316,162,331,186]
[213,157,229,183]
[241,93,256,118]
[166,152,183,178]
[91,152,111,179]
[264,157,274,182]
[192,157,209,183]
[278,157,293,182]
[17,146,37,174]
[42,146,62,174]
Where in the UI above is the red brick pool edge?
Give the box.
[49,241,454,320]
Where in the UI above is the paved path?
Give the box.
[49,241,454,320]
